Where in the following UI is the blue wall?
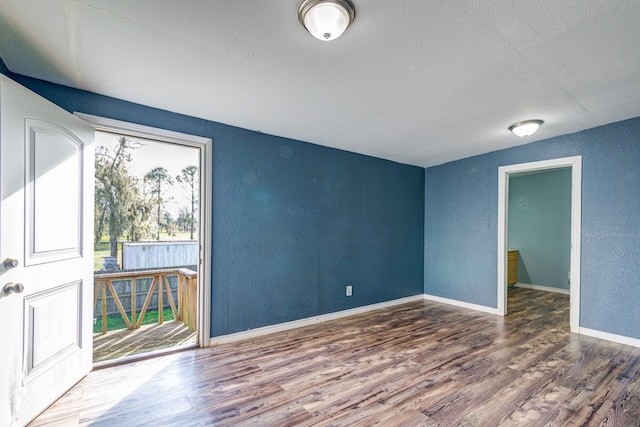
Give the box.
[3,65,425,337]
[424,155,498,307]
[508,168,571,289]
[0,58,9,75]
[425,118,640,339]
[212,134,425,334]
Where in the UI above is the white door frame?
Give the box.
[497,156,582,332]
[75,113,212,346]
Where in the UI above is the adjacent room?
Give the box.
[1,1,640,425]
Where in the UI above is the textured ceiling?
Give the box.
[1,0,639,167]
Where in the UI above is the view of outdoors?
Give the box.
[94,131,200,269]
[93,131,200,361]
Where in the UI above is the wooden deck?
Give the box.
[93,321,197,363]
[32,288,640,426]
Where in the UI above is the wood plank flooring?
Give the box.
[30,288,640,426]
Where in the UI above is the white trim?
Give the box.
[570,158,582,334]
[198,133,213,347]
[497,168,508,316]
[74,113,213,348]
[73,113,211,146]
[579,327,640,349]
[210,295,425,345]
[513,283,570,295]
[497,156,582,333]
[423,294,500,315]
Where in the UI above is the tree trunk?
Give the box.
[110,235,118,257]
[156,202,161,240]
[190,190,195,240]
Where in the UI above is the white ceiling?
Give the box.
[1,1,639,167]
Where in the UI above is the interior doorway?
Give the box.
[76,113,212,364]
[497,156,582,333]
[507,168,571,294]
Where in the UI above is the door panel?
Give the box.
[25,281,82,379]
[0,75,94,427]
[26,119,83,263]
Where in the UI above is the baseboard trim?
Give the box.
[422,294,500,315]
[209,294,425,346]
[579,327,640,348]
[514,283,570,295]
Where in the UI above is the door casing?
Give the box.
[497,156,582,332]
[75,113,213,347]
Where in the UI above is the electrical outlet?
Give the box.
[346,285,352,296]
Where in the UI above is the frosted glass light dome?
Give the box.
[298,0,355,41]
[509,120,544,137]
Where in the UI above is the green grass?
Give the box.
[94,239,115,271]
[93,309,175,334]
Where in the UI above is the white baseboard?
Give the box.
[513,283,570,295]
[579,327,640,348]
[422,294,500,315]
[209,294,425,346]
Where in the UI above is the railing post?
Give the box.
[131,277,137,328]
[101,281,107,335]
[157,274,164,324]
[177,269,197,331]
[178,275,184,321]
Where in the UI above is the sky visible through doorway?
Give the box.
[96,130,199,218]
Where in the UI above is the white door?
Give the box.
[0,75,94,426]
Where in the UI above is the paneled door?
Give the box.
[0,75,94,426]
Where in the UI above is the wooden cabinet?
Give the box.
[507,249,518,285]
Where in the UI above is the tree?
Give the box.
[126,196,153,241]
[164,211,174,235]
[95,137,144,256]
[176,165,198,239]
[177,206,192,233]
[144,167,173,240]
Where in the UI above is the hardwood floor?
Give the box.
[30,288,640,426]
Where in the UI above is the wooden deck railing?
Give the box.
[94,268,197,334]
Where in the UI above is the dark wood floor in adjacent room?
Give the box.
[30,288,640,426]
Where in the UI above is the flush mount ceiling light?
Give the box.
[298,0,355,41]
[508,120,544,137]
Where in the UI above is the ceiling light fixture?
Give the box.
[508,120,544,137]
[298,0,355,41]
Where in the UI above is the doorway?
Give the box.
[76,113,212,363]
[497,156,582,333]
